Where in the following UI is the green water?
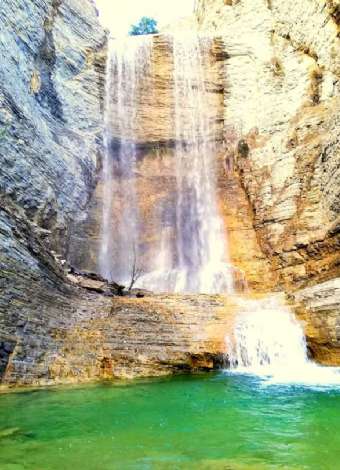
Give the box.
[0,373,340,470]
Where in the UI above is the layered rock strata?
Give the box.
[292,278,340,365]
[0,0,106,383]
[195,0,340,362]
[196,0,340,290]
[0,0,106,255]
[2,293,233,387]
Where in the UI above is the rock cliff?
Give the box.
[0,0,106,253]
[0,0,106,382]
[195,0,340,361]
[1,0,339,387]
[3,292,234,387]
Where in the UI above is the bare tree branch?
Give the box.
[128,243,144,292]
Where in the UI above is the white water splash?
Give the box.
[226,296,340,387]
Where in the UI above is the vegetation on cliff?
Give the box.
[129,16,158,36]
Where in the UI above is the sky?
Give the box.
[95,0,195,35]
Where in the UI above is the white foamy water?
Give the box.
[226,296,340,387]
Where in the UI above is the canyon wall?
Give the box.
[196,0,339,289]
[0,0,106,381]
[0,0,106,254]
[1,0,339,387]
[195,0,340,359]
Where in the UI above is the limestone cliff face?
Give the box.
[195,0,340,361]
[0,0,106,254]
[0,0,106,380]
[196,0,339,289]
[292,278,340,365]
[4,293,233,387]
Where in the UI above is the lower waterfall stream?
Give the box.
[226,296,340,386]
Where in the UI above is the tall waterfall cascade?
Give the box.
[99,37,152,282]
[99,34,234,294]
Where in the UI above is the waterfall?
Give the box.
[98,37,152,283]
[136,34,234,294]
[171,35,233,293]
[226,296,340,386]
[99,34,234,293]
[227,296,309,372]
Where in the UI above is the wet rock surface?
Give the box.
[291,278,340,365]
[1,289,235,387]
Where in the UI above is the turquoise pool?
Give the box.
[0,373,340,469]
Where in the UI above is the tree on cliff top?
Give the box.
[129,16,158,36]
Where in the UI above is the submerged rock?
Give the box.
[0,427,21,440]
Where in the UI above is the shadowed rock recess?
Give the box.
[0,0,339,388]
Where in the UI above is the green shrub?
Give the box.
[129,17,158,36]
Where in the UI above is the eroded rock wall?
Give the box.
[0,0,106,382]
[0,0,106,253]
[13,294,233,386]
[196,0,340,362]
[196,0,339,289]
[292,278,340,365]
